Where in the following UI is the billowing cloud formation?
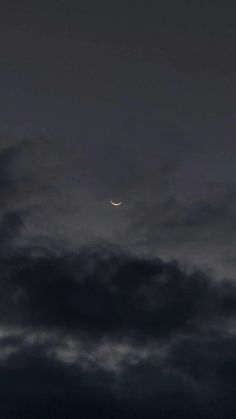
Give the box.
[1,234,236,418]
[1,245,235,339]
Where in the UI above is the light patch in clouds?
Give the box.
[53,338,165,372]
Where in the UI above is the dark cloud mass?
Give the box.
[0,248,235,339]
[0,240,236,417]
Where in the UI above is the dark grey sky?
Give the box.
[1,1,236,417]
[1,0,236,276]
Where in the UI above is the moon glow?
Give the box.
[110,200,122,206]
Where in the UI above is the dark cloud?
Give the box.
[0,243,236,417]
[1,337,236,419]
[1,246,235,340]
[0,345,117,419]
[0,143,19,206]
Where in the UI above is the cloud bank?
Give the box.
[0,224,236,417]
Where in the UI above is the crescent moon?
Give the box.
[110,200,122,206]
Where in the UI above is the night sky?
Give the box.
[1,1,236,418]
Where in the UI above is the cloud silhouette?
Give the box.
[0,246,235,340]
[0,243,236,417]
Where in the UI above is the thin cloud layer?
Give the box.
[2,136,236,277]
